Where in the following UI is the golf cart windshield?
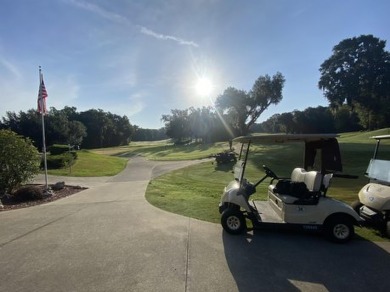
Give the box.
[366,159,390,184]
[367,135,390,184]
[232,134,342,184]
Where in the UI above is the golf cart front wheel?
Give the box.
[221,208,246,235]
[324,216,354,243]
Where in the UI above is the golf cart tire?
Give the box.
[324,215,355,243]
[221,208,246,235]
[351,200,363,214]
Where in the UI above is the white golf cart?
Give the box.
[218,134,362,243]
[352,135,390,238]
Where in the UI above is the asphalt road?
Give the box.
[1,156,389,292]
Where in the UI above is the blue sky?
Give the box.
[1,0,389,129]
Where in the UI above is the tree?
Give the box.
[188,107,216,143]
[0,130,40,195]
[278,112,294,133]
[216,72,285,136]
[67,120,87,146]
[46,107,69,145]
[319,35,390,129]
[332,105,362,132]
[215,87,249,136]
[161,109,191,142]
[76,109,134,148]
[1,110,42,149]
[107,114,134,146]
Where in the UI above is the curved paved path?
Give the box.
[1,156,389,291]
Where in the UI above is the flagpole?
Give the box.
[39,66,49,192]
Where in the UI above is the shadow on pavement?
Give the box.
[223,229,390,291]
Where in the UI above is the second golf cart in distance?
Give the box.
[219,134,362,243]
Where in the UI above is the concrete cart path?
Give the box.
[1,156,390,292]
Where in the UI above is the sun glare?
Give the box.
[195,77,213,96]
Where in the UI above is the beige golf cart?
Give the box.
[219,134,362,243]
[353,134,390,238]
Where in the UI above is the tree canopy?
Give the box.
[319,34,390,129]
[0,107,134,149]
[216,72,285,136]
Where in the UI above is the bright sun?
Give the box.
[195,77,213,96]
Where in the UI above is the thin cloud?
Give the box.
[138,26,199,48]
[65,0,199,48]
[0,57,22,79]
[64,0,129,25]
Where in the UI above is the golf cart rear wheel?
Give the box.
[324,216,354,243]
[221,208,246,235]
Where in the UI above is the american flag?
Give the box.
[37,77,48,114]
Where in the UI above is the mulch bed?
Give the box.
[0,184,87,211]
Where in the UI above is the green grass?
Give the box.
[47,150,127,176]
[146,130,390,242]
[146,162,235,223]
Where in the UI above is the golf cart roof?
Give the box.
[371,135,390,140]
[233,133,339,144]
[234,133,343,173]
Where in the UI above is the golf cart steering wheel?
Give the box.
[263,165,278,179]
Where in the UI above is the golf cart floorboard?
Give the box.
[251,200,284,224]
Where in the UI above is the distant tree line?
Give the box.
[132,127,167,141]
[253,105,362,133]
[0,107,134,149]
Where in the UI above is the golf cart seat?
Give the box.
[269,168,323,204]
[294,168,322,192]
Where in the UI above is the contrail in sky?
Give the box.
[138,26,199,48]
[65,0,199,48]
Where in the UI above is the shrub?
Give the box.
[46,153,76,169]
[0,130,40,195]
[49,144,70,155]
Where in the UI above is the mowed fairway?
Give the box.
[146,129,390,242]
